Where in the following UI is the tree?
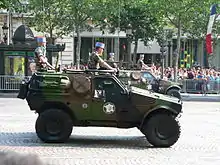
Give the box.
[0,0,26,12]
[0,0,8,9]
[25,0,119,68]
[58,0,103,68]
[27,0,65,44]
[152,0,216,81]
[111,1,161,62]
[97,0,161,63]
[181,1,217,39]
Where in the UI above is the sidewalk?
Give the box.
[181,93,220,102]
[0,92,219,102]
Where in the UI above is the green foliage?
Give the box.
[150,0,218,81]
[57,0,100,34]
[182,1,218,39]
[153,0,218,38]
[0,0,23,12]
[26,0,65,39]
[24,0,218,42]
[3,0,219,41]
[96,0,161,45]
[0,0,8,9]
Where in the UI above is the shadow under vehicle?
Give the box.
[17,69,182,148]
[118,70,183,100]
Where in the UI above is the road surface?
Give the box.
[0,98,219,165]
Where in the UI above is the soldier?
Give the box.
[34,37,55,71]
[107,52,118,68]
[137,54,151,71]
[88,42,117,72]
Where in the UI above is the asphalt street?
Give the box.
[0,99,220,165]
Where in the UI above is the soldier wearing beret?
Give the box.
[88,42,117,72]
[34,37,55,71]
[107,52,118,68]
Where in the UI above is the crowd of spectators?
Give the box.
[61,63,220,82]
[153,66,220,82]
[151,65,220,93]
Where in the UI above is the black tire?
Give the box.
[167,89,181,100]
[35,109,73,143]
[142,113,180,147]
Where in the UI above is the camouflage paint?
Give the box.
[23,70,182,126]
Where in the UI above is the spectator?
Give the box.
[187,69,194,79]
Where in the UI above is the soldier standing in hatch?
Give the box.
[34,37,55,71]
[137,54,151,71]
[88,42,117,72]
[107,52,118,68]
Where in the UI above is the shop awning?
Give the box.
[131,39,161,54]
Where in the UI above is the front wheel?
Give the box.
[167,89,181,100]
[35,109,73,143]
[141,113,181,147]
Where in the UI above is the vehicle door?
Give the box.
[90,77,135,122]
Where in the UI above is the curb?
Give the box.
[181,93,220,102]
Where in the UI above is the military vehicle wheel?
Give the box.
[35,109,73,143]
[142,113,180,147]
[167,89,181,99]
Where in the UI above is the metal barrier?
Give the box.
[181,79,220,94]
[0,75,219,94]
[0,75,30,92]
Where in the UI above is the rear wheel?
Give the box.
[141,113,180,147]
[35,109,73,143]
[167,89,181,100]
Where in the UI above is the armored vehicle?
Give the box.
[118,70,182,99]
[17,69,182,147]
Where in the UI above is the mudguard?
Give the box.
[140,104,182,129]
[165,85,181,94]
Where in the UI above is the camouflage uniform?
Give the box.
[107,58,117,68]
[106,52,117,68]
[88,51,102,69]
[34,46,47,71]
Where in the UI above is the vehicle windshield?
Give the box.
[142,72,156,81]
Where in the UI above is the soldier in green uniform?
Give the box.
[88,42,117,72]
[34,37,55,71]
[107,52,118,68]
[137,54,151,71]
